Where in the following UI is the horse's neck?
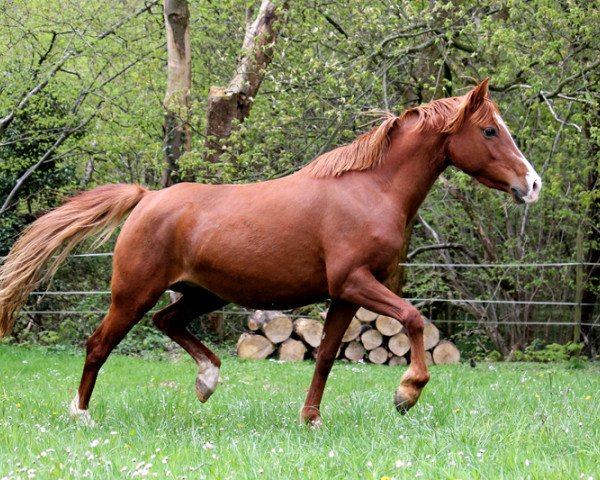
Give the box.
[380,127,449,222]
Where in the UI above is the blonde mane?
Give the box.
[304,92,499,178]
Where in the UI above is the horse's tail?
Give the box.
[0,184,149,336]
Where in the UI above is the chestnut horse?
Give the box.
[0,80,541,426]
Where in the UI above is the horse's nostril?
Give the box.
[532,179,539,192]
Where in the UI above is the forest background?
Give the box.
[0,0,598,359]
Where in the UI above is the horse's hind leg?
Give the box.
[151,290,227,402]
[71,289,161,424]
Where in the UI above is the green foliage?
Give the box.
[509,342,586,363]
[1,0,598,353]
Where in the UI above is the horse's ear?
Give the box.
[466,78,490,112]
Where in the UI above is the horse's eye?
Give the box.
[483,127,497,138]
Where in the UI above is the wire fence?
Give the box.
[10,252,600,329]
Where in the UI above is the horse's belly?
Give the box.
[184,242,329,309]
[190,267,329,309]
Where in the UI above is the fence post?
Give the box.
[573,226,584,343]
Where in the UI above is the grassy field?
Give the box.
[0,345,598,479]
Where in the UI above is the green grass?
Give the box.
[0,345,598,479]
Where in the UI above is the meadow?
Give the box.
[0,345,598,479]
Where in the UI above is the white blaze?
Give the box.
[495,114,542,203]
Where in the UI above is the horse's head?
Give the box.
[446,80,541,204]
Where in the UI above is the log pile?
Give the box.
[236,308,461,365]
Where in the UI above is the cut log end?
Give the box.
[389,355,408,367]
[262,314,293,344]
[425,350,434,366]
[388,332,410,357]
[375,315,402,336]
[361,328,383,351]
[236,333,275,360]
[344,341,366,362]
[278,338,307,362]
[341,317,362,342]
[432,340,461,364]
[355,307,378,323]
[368,346,389,365]
[423,321,440,351]
[293,318,324,348]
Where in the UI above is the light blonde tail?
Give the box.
[0,184,148,336]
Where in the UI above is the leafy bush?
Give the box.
[509,342,585,363]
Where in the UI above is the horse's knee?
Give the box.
[402,308,423,333]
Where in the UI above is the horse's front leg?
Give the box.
[337,268,430,413]
[300,300,358,426]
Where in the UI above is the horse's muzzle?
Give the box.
[511,187,526,204]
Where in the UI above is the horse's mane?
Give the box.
[304,94,499,178]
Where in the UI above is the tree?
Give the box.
[204,0,289,166]
[161,0,192,188]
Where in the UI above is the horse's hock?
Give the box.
[236,309,461,365]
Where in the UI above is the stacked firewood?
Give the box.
[236,308,460,365]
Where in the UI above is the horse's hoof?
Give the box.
[394,388,419,415]
[69,394,96,427]
[195,364,219,403]
[300,407,323,428]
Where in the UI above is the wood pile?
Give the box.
[236,308,461,365]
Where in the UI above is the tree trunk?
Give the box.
[580,109,599,356]
[204,0,288,165]
[161,0,192,188]
[384,218,415,296]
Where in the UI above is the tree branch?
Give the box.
[407,243,466,260]
[0,111,99,215]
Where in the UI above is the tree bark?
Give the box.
[384,218,415,296]
[204,0,288,165]
[161,0,192,188]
